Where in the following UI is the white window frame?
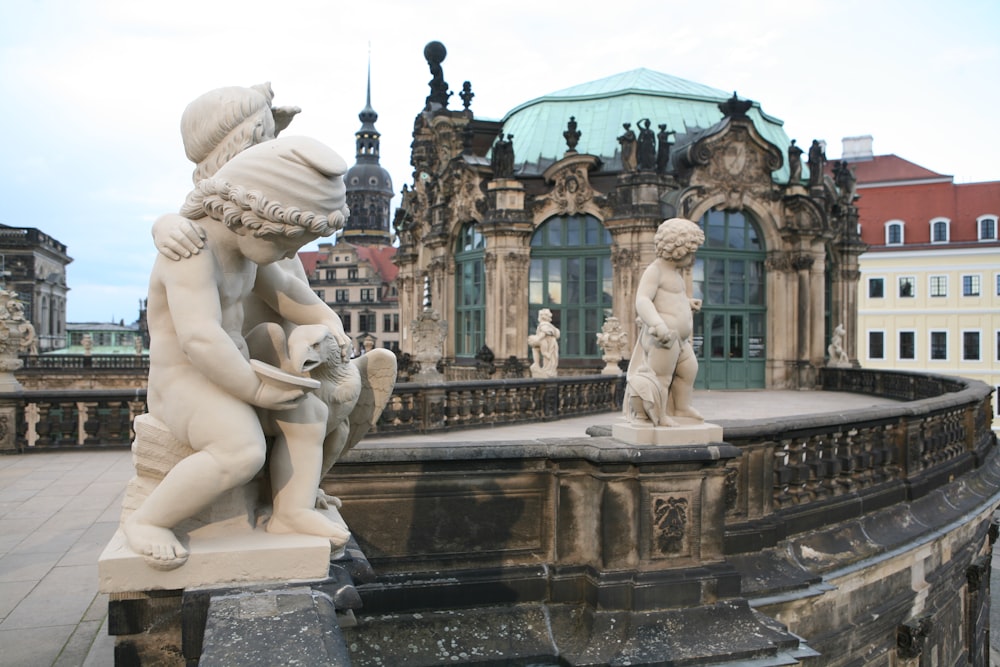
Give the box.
[884,220,904,246]
[962,329,982,362]
[898,276,916,298]
[929,274,948,298]
[929,330,949,361]
[962,274,982,297]
[867,329,886,361]
[868,276,885,299]
[897,329,917,361]
[978,214,998,241]
[929,217,950,244]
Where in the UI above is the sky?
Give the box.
[1,0,998,324]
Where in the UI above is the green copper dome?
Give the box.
[497,68,793,182]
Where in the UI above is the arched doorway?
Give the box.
[528,214,612,360]
[691,209,767,388]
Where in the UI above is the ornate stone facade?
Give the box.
[393,46,865,388]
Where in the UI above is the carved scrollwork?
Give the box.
[896,617,932,660]
[764,251,793,273]
[652,494,689,554]
[791,254,815,271]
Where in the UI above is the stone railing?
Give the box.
[2,375,625,452]
[19,354,149,371]
[11,389,147,450]
[377,375,625,434]
[720,367,995,553]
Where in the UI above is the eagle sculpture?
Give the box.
[249,323,396,546]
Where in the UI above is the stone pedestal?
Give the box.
[99,413,341,594]
[612,418,723,445]
[99,526,334,594]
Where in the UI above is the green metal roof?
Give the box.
[497,68,793,182]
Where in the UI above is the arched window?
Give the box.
[885,220,904,246]
[454,222,485,357]
[691,209,767,389]
[529,214,612,359]
[930,217,950,244]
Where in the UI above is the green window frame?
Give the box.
[529,214,612,358]
[454,222,485,357]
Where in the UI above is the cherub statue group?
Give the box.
[122,84,395,571]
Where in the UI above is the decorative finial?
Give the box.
[718,92,753,118]
[460,81,474,111]
[423,41,450,110]
[563,116,581,153]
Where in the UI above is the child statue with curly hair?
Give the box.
[624,217,706,427]
[124,136,350,570]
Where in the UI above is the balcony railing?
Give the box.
[19,354,149,371]
[3,368,994,553]
[3,375,626,452]
[719,367,995,552]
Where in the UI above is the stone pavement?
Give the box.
[0,389,995,666]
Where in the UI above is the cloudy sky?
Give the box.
[1,0,997,323]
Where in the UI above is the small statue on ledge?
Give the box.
[527,308,560,378]
[624,218,705,427]
[827,323,851,368]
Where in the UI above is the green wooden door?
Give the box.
[691,210,766,389]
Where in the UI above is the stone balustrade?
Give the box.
[719,367,994,552]
[0,375,625,452]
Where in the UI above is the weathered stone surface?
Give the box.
[199,587,349,667]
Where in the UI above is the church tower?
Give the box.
[342,60,394,246]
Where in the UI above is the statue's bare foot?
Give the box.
[315,488,342,510]
[123,520,189,570]
[268,508,350,547]
[673,407,704,422]
[659,415,680,427]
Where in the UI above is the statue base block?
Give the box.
[612,419,723,445]
[98,525,332,594]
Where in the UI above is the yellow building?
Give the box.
[849,137,1000,425]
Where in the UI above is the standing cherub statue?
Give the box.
[624,218,705,427]
[527,308,560,378]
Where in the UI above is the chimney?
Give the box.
[841,135,873,162]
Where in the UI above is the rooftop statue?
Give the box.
[636,118,656,171]
[618,122,638,172]
[624,218,705,427]
[807,139,826,187]
[787,139,803,185]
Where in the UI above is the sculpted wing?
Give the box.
[345,348,398,453]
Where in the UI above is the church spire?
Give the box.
[343,49,394,246]
[356,51,380,162]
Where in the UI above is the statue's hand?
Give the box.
[152,216,205,261]
[251,381,304,411]
[649,323,677,348]
[689,298,702,312]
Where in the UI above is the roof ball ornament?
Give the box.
[424,41,450,110]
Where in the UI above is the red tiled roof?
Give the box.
[355,245,399,282]
[297,250,322,277]
[829,154,949,185]
[856,179,1000,246]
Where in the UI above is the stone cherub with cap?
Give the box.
[123,136,351,570]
